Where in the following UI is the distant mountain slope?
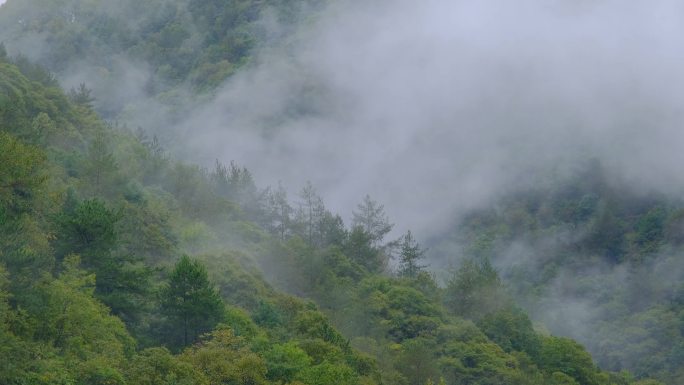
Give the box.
[0,0,322,120]
[428,162,684,384]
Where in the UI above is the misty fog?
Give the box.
[178,2,684,370]
[162,0,684,241]
[5,0,682,237]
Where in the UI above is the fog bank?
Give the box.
[169,0,683,236]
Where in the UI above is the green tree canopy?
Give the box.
[160,255,224,349]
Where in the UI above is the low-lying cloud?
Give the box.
[174,0,684,237]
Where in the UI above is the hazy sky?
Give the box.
[174,0,684,237]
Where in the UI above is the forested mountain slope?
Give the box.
[0,0,322,122]
[0,0,680,384]
[0,45,663,385]
[0,53,379,385]
[429,163,684,384]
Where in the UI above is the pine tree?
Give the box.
[265,182,292,240]
[295,182,325,246]
[397,230,427,278]
[85,133,119,196]
[160,255,224,349]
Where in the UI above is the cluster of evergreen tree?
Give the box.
[0,51,666,384]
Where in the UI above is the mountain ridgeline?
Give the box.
[0,0,682,385]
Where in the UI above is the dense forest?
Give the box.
[0,0,682,384]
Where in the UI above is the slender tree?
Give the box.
[397,230,427,278]
[85,133,119,196]
[352,195,393,246]
[265,182,293,240]
[295,182,325,246]
[68,83,95,107]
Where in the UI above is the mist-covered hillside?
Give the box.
[1,49,652,385]
[428,162,684,384]
[1,0,683,384]
[0,0,323,127]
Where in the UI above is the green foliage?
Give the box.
[263,182,293,240]
[40,256,135,359]
[211,160,259,211]
[0,0,325,130]
[69,83,96,108]
[0,131,48,216]
[264,342,312,383]
[355,277,441,343]
[539,336,601,385]
[253,300,283,328]
[294,181,327,246]
[632,206,667,256]
[432,162,684,384]
[56,198,120,258]
[344,225,385,274]
[476,307,541,360]
[160,255,225,349]
[201,251,274,311]
[438,340,523,385]
[547,371,580,385]
[55,198,152,325]
[179,327,267,385]
[118,198,177,261]
[8,256,136,383]
[127,347,205,385]
[77,359,127,385]
[395,338,439,385]
[294,310,348,348]
[83,133,121,197]
[296,361,358,385]
[444,258,509,320]
[223,307,259,338]
[0,131,54,288]
[397,230,427,279]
